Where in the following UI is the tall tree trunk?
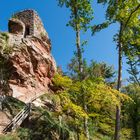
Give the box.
[76,29,82,74]
[74,0,83,77]
[84,104,90,140]
[74,1,89,139]
[114,105,121,140]
[76,29,89,139]
[82,92,89,140]
[114,22,123,140]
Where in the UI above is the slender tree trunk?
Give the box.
[114,105,121,140]
[74,1,89,139]
[76,29,89,139]
[74,0,83,77]
[117,36,122,91]
[114,22,123,140]
[82,92,89,140]
[84,104,90,140]
[76,29,82,74]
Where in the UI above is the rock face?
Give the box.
[0,10,57,103]
[0,111,11,133]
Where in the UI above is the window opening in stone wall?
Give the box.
[9,21,24,35]
[25,26,30,36]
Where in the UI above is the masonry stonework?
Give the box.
[8,9,48,38]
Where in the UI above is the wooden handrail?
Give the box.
[2,92,42,133]
[3,103,31,133]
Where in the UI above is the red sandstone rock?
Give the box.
[0,10,57,133]
[0,10,57,103]
[7,36,56,103]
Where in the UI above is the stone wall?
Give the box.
[33,11,48,38]
[10,9,48,39]
[13,10,34,36]
[8,34,23,46]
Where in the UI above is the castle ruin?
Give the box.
[8,9,48,38]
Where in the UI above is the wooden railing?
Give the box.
[3,103,31,133]
[2,91,44,133]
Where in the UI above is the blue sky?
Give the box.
[0,0,129,81]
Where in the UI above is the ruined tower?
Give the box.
[8,9,48,38]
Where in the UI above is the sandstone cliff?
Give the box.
[0,9,58,134]
[0,32,56,103]
[0,9,57,103]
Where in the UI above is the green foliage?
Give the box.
[93,133,112,140]
[17,128,31,140]
[30,107,70,140]
[122,84,140,139]
[0,32,9,41]
[0,32,12,54]
[92,21,111,35]
[2,96,25,116]
[0,56,11,96]
[127,57,140,85]
[58,0,93,31]
[0,134,20,140]
[98,122,113,135]
[52,74,131,138]
[120,128,133,140]
[68,57,116,83]
[92,1,140,139]
[52,74,72,89]
[59,92,88,118]
[97,0,140,24]
[93,0,140,61]
[0,74,133,140]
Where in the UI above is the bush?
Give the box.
[0,133,20,140]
